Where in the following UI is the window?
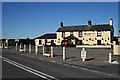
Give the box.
[70,32,74,36]
[79,31,82,37]
[89,38,91,41]
[58,39,60,43]
[62,32,65,37]
[39,40,41,45]
[97,31,101,37]
[51,40,54,43]
[97,40,101,45]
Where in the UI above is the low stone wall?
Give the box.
[113,41,120,55]
[76,45,111,48]
[113,45,120,55]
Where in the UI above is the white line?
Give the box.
[2,57,58,80]
[4,57,57,79]
[48,59,119,78]
[81,67,89,71]
[4,59,48,79]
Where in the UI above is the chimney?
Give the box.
[88,19,92,26]
[60,21,63,28]
[110,19,113,26]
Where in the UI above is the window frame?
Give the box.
[70,32,74,36]
[79,31,82,37]
[62,32,65,37]
[97,31,101,37]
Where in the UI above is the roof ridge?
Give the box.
[63,25,87,27]
[92,24,110,26]
[63,24,110,27]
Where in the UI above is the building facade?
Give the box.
[35,19,114,47]
[56,19,114,46]
[35,33,56,46]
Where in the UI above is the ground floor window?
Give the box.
[51,40,54,43]
[97,40,101,45]
[77,40,82,45]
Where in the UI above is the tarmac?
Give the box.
[2,46,120,77]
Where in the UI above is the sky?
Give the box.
[2,2,119,39]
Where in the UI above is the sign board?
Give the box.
[81,51,86,58]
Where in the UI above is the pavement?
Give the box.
[2,46,120,78]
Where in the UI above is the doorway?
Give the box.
[97,40,101,45]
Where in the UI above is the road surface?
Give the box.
[2,49,119,79]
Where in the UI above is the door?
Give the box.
[97,40,101,45]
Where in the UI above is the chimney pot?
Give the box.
[88,19,92,26]
[60,21,63,28]
[110,19,113,26]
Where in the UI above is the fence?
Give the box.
[2,43,115,62]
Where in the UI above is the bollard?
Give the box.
[24,44,26,52]
[1,43,3,49]
[4,43,6,48]
[35,46,38,55]
[81,48,86,61]
[108,53,112,63]
[20,43,22,50]
[7,42,8,49]
[4,43,7,49]
[51,46,53,58]
[2,43,4,49]
[4,43,6,49]
[29,44,31,53]
[63,47,66,60]
[43,45,45,54]
[16,43,18,50]
[82,58,85,61]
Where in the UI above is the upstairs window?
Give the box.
[39,40,41,45]
[97,31,101,37]
[70,32,74,36]
[62,32,65,38]
[79,31,82,37]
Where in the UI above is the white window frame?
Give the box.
[79,31,82,37]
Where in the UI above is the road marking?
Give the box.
[81,67,89,71]
[1,56,58,80]
[4,59,47,79]
[48,59,119,78]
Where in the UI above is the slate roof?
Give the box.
[35,33,56,39]
[56,24,113,32]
